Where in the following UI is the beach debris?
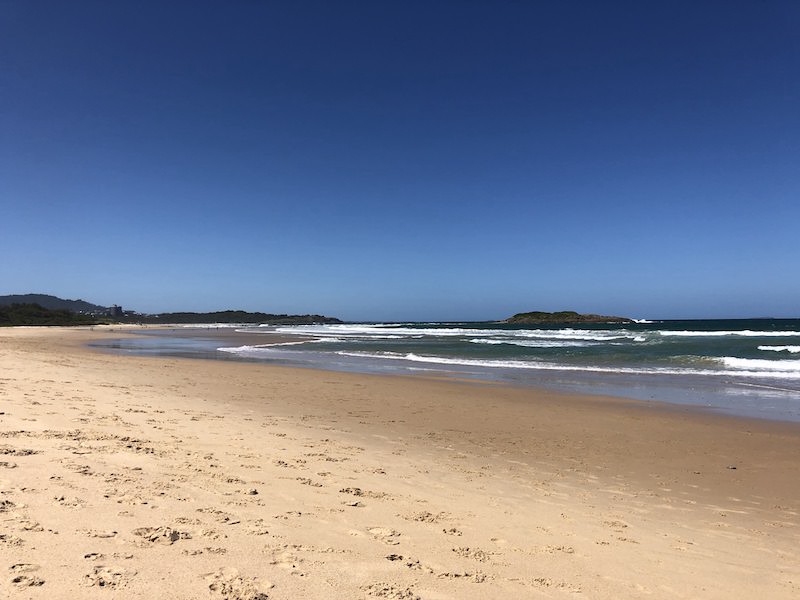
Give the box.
[726,465,737,470]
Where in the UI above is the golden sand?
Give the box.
[1,326,798,598]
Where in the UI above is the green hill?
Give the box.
[0,303,101,327]
[0,293,106,313]
[504,310,633,324]
[133,310,341,325]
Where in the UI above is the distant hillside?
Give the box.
[0,295,340,325]
[0,303,101,327]
[126,310,342,325]
[504,310,633,325]
[0,294,107,313]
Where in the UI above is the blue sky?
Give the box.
[2,1,798,321]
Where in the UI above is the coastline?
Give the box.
[1,326,799,598]
[93,325,800,423]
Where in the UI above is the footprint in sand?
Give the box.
[204,567,272,600]
[10,563,45,588]
[340,487,389,499]
[527,576,582,592]
[368,527,402,546]
[132,526,191,545]
[362,582,420,599]
[437,570,489,583]
[84,565,135,588]
[296,477,323,487]
[0,533,24,546]
[244,519,270,536]
[11,574,45,587]
[603,519,629,531]
[406,511,447,523]
[84,552,105,561]
[452,546,494,562]
[79,529,118,538]
[182,546,228,556]
[268,548,307,576]
[0,445,39,456]
[197,507,241,525]
[53,495,85,508]
[18,520,45,532]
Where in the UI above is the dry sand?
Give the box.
[1,326,798,599]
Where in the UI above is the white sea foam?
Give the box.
[272,324,645,342]
[334,351,800,379]
[469,338,596,348]
[659,330,800,338]
[177,323,244,328]
[719,357,800,372]
[219,338,330,352]
[218,342,293,352]
[759,345,800,353]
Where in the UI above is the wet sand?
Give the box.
[1,326,798,598]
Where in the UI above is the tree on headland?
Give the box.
[0,303,100,326]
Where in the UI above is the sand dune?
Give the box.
[1,326,798,598]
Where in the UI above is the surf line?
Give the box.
[733,381,800,394]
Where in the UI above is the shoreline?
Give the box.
[93,325,800,424]
[76,327,800,505]
[1,326,799,598]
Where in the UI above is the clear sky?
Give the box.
[2,1,798,321]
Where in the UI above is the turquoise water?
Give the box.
[97,319,800,422]
[233,320,800,380]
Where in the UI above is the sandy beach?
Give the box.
[1,326,799,599]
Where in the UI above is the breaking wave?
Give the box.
[333,351,800,380]
[759,345,800,353]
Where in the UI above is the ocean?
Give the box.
[97,319,800,422]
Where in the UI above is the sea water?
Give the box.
[98,319,800,422]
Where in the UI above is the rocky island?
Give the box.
[503,310,634,325]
